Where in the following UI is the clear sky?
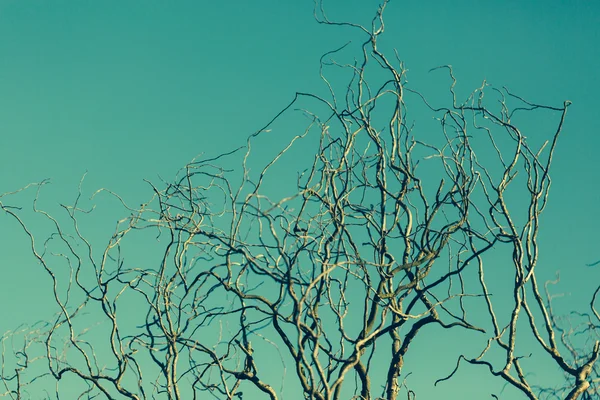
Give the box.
[0,1,598,398]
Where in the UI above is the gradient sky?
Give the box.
[0,1,598,398]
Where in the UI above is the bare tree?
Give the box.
[1,2,598,399]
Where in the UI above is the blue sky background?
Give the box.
[0,0,598,398]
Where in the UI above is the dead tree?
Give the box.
[1,1,597,399]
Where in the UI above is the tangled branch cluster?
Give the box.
[1,2,598,399]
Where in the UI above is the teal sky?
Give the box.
[0,1,599,398]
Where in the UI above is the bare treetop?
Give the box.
[1,2,598,399]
